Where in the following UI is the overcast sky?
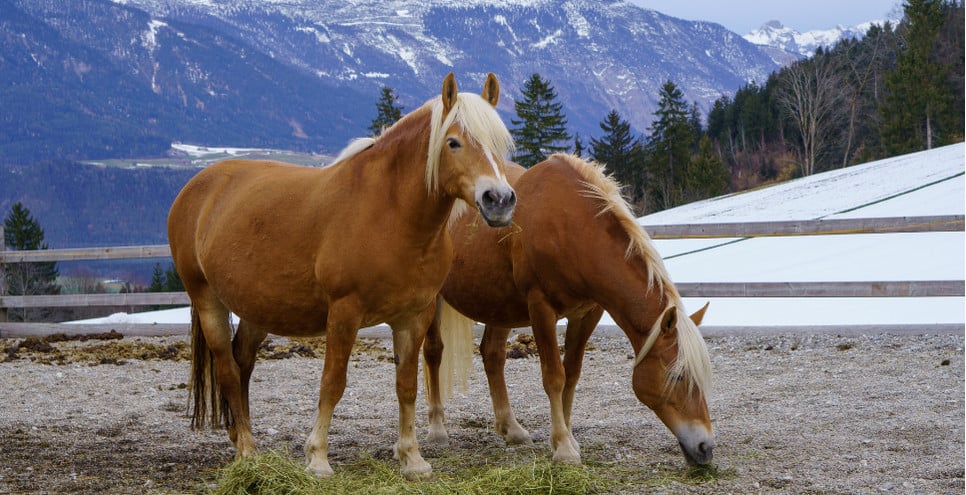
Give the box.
[628,0,902,34]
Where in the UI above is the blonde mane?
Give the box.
[331,93,512,197]
[555,154,670,295]
[553,153,712,396]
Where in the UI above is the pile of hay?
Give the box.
[210,450,613,495]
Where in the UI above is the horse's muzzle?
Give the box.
[680,439,715,465]
[676,422,715,465]
[477,186,516,227]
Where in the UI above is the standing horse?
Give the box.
[167,73,516,480]
[423,154,715,466]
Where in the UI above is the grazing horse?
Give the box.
[167,73,516,480]
[423,154,715,466]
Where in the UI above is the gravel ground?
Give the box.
[0,329,962,494]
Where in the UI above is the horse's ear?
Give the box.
[441,72,458,115]
[660,305,678,334]
[689,301,710,326]
[481,72,500,107]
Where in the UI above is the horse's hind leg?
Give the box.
[194,299,258,457]
[480,324,533,445]
[527,293,580,464]
[234,319,268,431]
[423,298,449,446]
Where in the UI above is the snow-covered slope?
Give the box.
[641,143,965,328]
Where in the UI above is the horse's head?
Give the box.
[427,73,516,227]
[631,302,715,465]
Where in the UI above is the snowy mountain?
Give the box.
[2,0,780,161]
[744,20,885,61]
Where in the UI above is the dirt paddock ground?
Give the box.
[0,328,962,494]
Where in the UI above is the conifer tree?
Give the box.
[164,264,184,292]
[2,202,60,321]
[590,110,645,209]
[510,74,572,167]
[686,135,731,201]
[149,263,165,292]
[645,80,695,210]
[881,0,957,153]
[368,86,404,136]
[573,132,585,158]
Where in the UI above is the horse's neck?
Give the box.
[590,256,668,336]
[357,143,455,242]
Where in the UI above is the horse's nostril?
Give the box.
[482,189,515,208]
[481,189,497,206]
[699,442,712,455]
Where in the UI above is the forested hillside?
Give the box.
[591,0,963,214]
[705,0,963,189]
[0,161,198,247]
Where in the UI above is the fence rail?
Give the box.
[0,215,962,337]
[645,214,965,238]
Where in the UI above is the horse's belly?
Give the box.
[441,277,530,328]
[215,284,329,336]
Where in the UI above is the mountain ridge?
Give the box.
[743,19,887,60]
[3,0,782,163]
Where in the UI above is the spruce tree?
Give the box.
[573,133,585,158]
[164,264,184,292]
[149,263,165,292]
[368,86,404,136]
[645,81,696,210]
[510,74,572,167]
[686,135,731,202]
[2,202,60,321]
[881,0,957,153]
[590,110,645,209]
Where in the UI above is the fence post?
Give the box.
[0,225,6,322]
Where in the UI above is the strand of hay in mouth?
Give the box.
[209,450,613,495]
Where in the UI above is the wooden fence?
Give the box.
[0,215,963,337]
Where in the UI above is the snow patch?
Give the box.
[532,29,562,49]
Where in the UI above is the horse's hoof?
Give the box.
[504,429,533,446]
[306,460,335,478]
[401,464,434,481]
[234,443,257,459]
[425,431,450,449]
[551,443,582,465]
[552,453,582,465]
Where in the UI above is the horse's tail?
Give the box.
[435,300,475,401]
[189,308,230,430]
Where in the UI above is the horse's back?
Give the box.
[168,159,336,330]
[169,159,324,260]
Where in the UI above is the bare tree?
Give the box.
[840,28,888,167]
[776,56,848,176]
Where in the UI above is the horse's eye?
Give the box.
[447,138,462,150]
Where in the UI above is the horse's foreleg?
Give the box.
[391,307,435,481]
[305,303,361,478]
[527,293,580,465]
[197,304,257,457]
[423,297,449,446]
[561,306,604,448]
[480,324,532,445]
[234,320,268,430]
